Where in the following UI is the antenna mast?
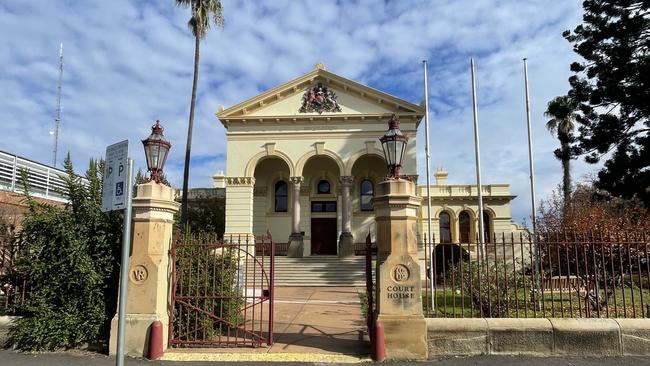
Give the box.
[52,43,64,167]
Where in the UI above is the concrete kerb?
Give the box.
[427,318,489,356]
[550,318,620,356]
[616,319,650,356]
[427,317,650,357]
[487,318,553,356]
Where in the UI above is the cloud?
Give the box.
[0,0,596,223]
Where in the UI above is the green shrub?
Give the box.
[6,155,122,351]
[449,258,531,317]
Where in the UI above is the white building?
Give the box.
[216,64,524,259]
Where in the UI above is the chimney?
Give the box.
[212,171,226,188]
[434,168,448,185]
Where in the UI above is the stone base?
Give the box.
[109,313,167,358]
[338,232,354,258]
[378,314,428,360]
[287,233,304,258]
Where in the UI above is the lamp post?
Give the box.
[374,114,427,360]
[142,120,171,184]
[379,114,409,179]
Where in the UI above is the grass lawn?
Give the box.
[423,286,650,318]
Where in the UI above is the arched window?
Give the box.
[360,179,374,211]
[317,180,330,194]
[439,212,452,243]
[483,211,491,243]
[459,211,471,243]
[275,181,288,212]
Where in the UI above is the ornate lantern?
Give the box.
[141,120,171,183]
[379,114,409,179]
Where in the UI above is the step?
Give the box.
[252,256,368,287]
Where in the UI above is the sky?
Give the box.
[0,0,600,224]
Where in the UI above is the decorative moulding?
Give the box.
[264,142,276,155]
[365,141,376,154]
[226,177,256,186]
[314,142,325,155]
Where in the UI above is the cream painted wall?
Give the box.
[225,120,418,178]
[416,182,523,245]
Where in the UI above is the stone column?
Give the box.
[109,182,180,357]
[374,178,427,361]
[338,176,354,257]
[287,176,304,258]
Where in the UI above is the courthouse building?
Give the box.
[215,64,525,258]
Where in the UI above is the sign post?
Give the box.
[101,140,133,366]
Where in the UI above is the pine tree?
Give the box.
[562,0,649,204]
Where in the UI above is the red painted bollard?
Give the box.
[373,321,386,362]
[148,320,164,360]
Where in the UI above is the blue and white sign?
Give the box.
[101,140,129,212]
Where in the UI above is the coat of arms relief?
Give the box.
[298,82,342,114]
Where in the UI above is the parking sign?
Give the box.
[101,140,129,212]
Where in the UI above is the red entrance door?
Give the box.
[311,218,337,255]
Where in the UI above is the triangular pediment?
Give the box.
[217,66,424,126]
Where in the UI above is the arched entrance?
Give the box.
[253,156,292,245]
[302,155,341,255]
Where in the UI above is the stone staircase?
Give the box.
[263,256,367,287]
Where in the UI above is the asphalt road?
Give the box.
[2,350,650,366]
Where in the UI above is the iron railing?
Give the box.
[423,231,650,318]
[0,150,86,203]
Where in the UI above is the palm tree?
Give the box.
[175,0,224,227]
[544,96,578,203]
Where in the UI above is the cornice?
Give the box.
[226,129,418,141]
[226,177,255,186]
[220,113,421,129]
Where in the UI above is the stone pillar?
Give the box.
[287,176,304,258]
[338,176,354,257]
[374,178,427,361]
[223,177,255,242]
[109,182,180,357]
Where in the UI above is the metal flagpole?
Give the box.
[523,58,538,242]
[470,58,486,257]
[523,58,542,309]
[52,43,64,168]
[116,158,134,366]
[422,60,435,311]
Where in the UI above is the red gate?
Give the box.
[169,233,274,347]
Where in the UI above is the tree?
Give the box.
[7,155,122,351]
[562,0,650,204]
[175,0,224,228]
[537,183,650,315]
[176,193,225,237]
[544,96,579,202]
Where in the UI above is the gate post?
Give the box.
[109,181,180,357]
[373,178,428,360]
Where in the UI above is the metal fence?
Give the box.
[169,233,274,347]
[423,231,650,318]
[0,150,84,203]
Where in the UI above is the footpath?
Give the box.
[163,286,369,363]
